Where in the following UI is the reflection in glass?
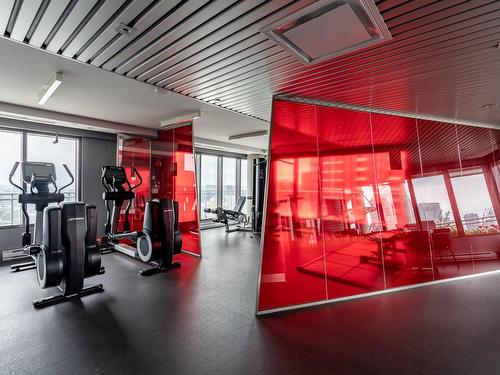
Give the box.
[117,136,151,232]
[450,169,498,235]
[258,98,500,313]
[412,175,456,232]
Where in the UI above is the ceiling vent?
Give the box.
[261,0,391,65]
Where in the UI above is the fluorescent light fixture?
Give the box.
[160,111,201,128]
[261,0,391,65]
[228,130,268,140]
[38,72,62,105]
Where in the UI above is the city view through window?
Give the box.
[0,130,78,227]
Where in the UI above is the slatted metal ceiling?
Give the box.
[0,0,499,127]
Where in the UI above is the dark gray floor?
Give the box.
[2,229,500,375]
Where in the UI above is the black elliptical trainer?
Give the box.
[9,162,65,272]
[100,165,182,276]
[9,162,104,308]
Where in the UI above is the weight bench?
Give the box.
[204,196,250,233]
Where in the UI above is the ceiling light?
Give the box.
[261,0,391,65]
[228,130,268,140]
[161,111,201,128]
[38,72,62,105]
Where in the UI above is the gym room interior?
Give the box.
[0,1,499,374]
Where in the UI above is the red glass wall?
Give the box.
[152,125,201,256]
[117,136,151,232]
[257,98,500,313]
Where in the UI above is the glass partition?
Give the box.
[117,136,151,232]
[152,125,201,256]
[257,97,500,313]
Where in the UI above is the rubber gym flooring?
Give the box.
[1,228,500,374]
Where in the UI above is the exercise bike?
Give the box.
[100,166,182,276]
[9,161,104,308]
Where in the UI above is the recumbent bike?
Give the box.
[100,166,182,276]
[9,162,104,308]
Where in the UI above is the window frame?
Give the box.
[0,126,81,230]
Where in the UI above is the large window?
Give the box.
[0,129,79,228]
[196,152,249,221]
[200,154,218,220]
[26,134,78,221]
[222,157,236,209]
[241,159,248,198]
[0,130,23,226]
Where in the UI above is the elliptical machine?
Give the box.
[100,166,182,276]
[9,161,104,308]
[9,162,65,272]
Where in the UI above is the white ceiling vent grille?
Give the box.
[261,0,391,65]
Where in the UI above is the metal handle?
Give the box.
[130,167,143,191]
[9,162,24,193]
[58,164,74,193]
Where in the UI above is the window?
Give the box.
[222,157,236,209]
[450,169,498,235]
[241,159,248,198]
[200,154,218,219]
[26,133,78,222]
[0,130,22,226]
[197,152,249,221]
[412,174,455,231]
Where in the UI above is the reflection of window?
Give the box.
[378,184,397,231]
[450,168,498,235]
[412,174,455,231]
[223,157,236,209]
[361,185,382,232]
[493,163,500,193]
[26,134,78,222]
[0,130,22,226]
[200,154,218,219]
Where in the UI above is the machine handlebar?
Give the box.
[130,167,143,191]
[58,164,74,193]
[9,162,25,193]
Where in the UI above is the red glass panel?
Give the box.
[258,100,327,311]
[370,114,435,288]
[258,97,500,313]
[117,137,151,232]
[452,125,500,274]
[152,125,201,256]
[316,107,385,299]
